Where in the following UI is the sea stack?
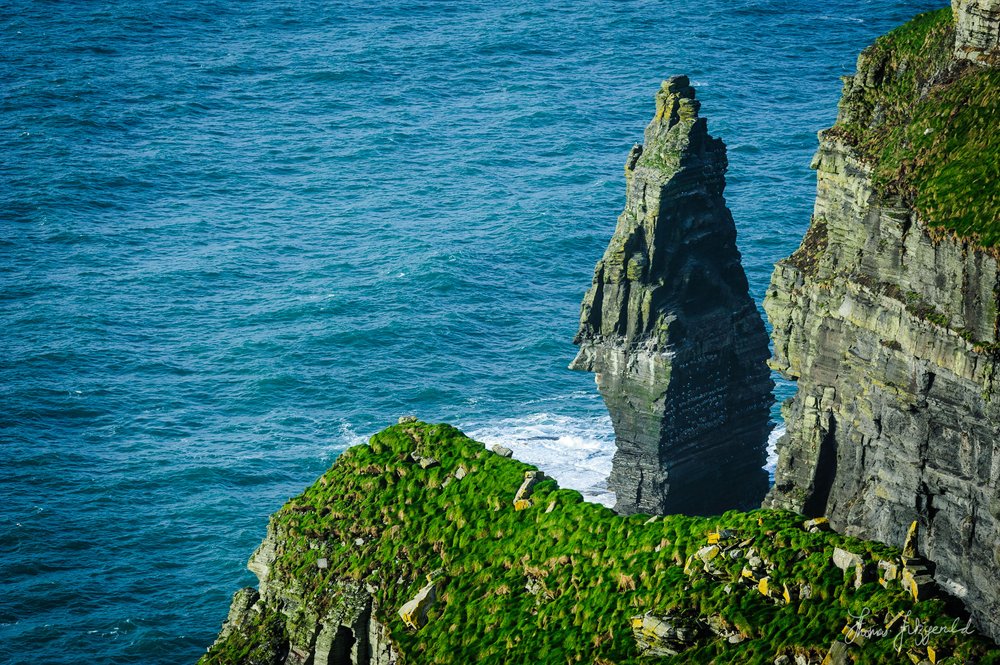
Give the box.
[571,76,773,516]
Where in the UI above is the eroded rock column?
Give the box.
[571,76,773,516]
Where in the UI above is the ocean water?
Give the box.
[1,1,943,662]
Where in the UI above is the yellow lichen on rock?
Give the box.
[399,581,437,630]
[513,470,544,511]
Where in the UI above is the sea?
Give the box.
[0,1,944,662]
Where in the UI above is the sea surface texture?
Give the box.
[0,1,943,662]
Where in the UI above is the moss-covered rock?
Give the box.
[202,422,999,664]
[831,6,1000,246]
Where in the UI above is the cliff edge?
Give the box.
[201,421,999,664]
[765,2,1000,641]
[571,76,773,516]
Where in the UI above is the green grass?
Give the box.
[202,422,999,665]
[831,7,1000,247]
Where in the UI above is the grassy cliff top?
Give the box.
[202,422,999,665]
[831,7,1000,247]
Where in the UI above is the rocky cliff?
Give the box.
[765,3,1000,642]
[201,421,1000,664]
[954,0,1000,64]
[570,76,773,516]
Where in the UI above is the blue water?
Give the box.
[1,1,944,662]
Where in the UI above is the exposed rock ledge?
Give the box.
[953,0,1000,64]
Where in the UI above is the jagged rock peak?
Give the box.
[953,0,1000,64]
[571,77,773,517]
[646,76,700,140]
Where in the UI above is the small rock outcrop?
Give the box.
[513,470,544,511]
[398,581,436,630]
[630,612,704,657]
[571,76,773,516]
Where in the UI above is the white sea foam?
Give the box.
[465,412,616,507]
[465,415,788,506]
[766,424,786,479]
[325,422,369,462]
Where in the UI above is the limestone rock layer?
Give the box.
[206,521,400,665]
[765,8,1000,641]
[953,0,1000,64]
[571,76,773,516]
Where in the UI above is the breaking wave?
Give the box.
[465,412,616,507]
[766,423,786,479]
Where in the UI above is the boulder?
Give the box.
[803,517,831,532]
[877,559,899,586]
[832,548,863,572]
[491,444,513,458]
[695,545,720,565]
[398,581,436,630]
[513,470,544,511]
[630,612,704,657]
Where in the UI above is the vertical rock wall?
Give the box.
[571,76,773,516]
[953,0,1000,64]
[765,7,1000,641]
[204,521,400,665]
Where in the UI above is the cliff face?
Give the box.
[202,422,1000,664]
[954,0,1000,64]
[206,526,398,665]
[765,5,1000,641]
[571,76,773,516]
